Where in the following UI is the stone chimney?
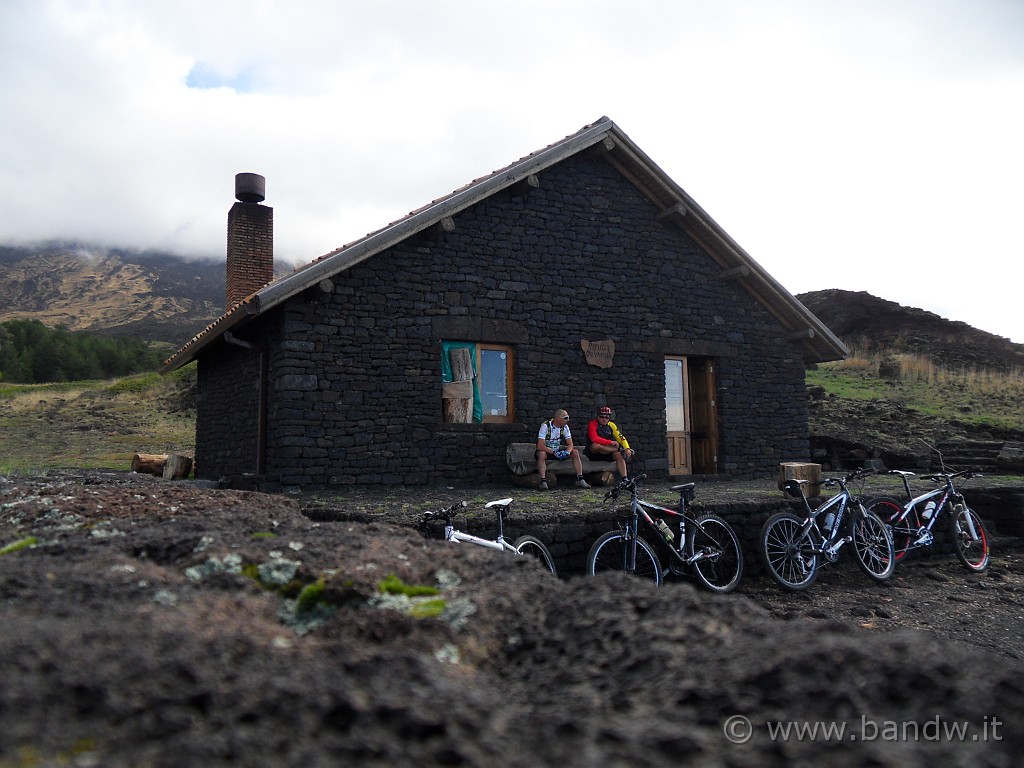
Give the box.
[226,172,273,310]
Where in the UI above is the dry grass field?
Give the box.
[0,366,196,474]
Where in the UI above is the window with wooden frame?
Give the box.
[441,342,515,424]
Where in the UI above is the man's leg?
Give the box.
[571,448,583,475]
[613,450,627,478]
[571,449,590,488]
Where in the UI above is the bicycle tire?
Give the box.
[687,513,744,593]
[850,505,896,581]
[867,495,918,561]
[587,530,662,585]
[759,512,818,591]
[950,505,990,572]
[513,535,558,577]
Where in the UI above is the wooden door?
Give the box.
[688,359,719,474]
[664,357,691,475]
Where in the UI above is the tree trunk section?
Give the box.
[162,454,194,480]
[131,453,167,476]
[443,347,474,423]
[777,462,822,498]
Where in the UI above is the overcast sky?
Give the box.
[2,0,1022,342]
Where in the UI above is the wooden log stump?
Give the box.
[588,470,618,487]
[131,453,167,476]
[131,453,194,480]
[162,454,194,480]
[777,462,822,498]
[442,347,474,424]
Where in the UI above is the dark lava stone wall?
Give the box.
[197,153,809,487]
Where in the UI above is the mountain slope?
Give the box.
[0,244,225,346]
[798,289,1024,372]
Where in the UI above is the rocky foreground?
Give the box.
[1,471,1022,767]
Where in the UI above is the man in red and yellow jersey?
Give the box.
[586,406,635,480]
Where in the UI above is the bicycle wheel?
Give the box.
[587,530,662,585]
[514,535,558,577]
[850,505,896,581]
[950,505,990,572]
[687,513,744,593]
[759,512,818,591]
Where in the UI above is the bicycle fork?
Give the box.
[953,501,982,542]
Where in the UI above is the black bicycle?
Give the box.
[759,467,896,591]
[866,469,990,572]
[586,474,743,592]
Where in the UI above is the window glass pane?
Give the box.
[665,359,686,431]
[479,348,508,417]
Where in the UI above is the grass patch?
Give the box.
[408,598,447,619]
[377,574,440,597]
[0,536,39,556]
[103,372,163,394]
[808,354,1024,433]
[295,579,327,615]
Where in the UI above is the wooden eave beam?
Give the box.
[509,173,540,196]
[718,265,751,281]
[656,202,688,221]
[426,215,456,238]
[586,136,618,157]
[787,328,817,341]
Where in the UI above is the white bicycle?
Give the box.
[419,498,558,576]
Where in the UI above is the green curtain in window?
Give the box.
[440,341,483,423]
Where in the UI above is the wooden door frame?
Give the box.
[664,355,720,476]
[664,356,691,476]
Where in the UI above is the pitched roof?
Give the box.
[162,116,847,372]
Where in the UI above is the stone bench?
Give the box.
[505,442,617,489]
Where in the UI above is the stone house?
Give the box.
[162,117,847,488]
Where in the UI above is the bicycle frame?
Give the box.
[622,484,720,569]
[886,472,979,549]
[444,526,518,554]
[435,497,518,553]
[785,474,865,561]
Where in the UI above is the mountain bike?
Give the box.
[586,474,743,592]
[759,467,895,591]
[419,497,558,576]
[866,469,990,571]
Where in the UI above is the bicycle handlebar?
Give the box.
[419,500,468,522]
[923,470,981,483]
[604,473,647,501]
[807,467,875,488]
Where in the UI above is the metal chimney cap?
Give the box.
[235,173,266,203]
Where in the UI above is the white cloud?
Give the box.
[1,0,1022,340]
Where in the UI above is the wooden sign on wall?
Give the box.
[581,339,615,369]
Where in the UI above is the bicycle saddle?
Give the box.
[485,498,514,508]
